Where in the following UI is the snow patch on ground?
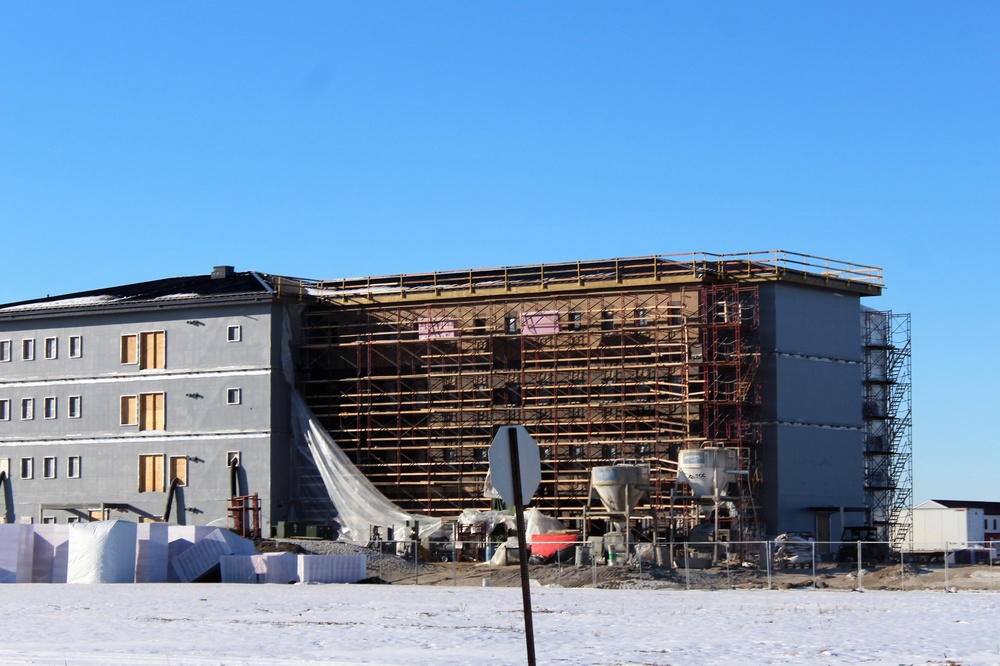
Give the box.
[0,585,996,665]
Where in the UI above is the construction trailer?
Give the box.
[0,251,912,548]
[902,500,1000,561]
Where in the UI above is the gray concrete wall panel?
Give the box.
[773,356,863,427]
[771,425,864,535]
[759,283,863,361]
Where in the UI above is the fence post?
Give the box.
[684,543,690,591]
[592,544,597,587]
[944,541,950,592]
[856,541,863,591]
[765,541,772,591]
[725,547,731,589]
[900,547,905,592]
[811,541,817,590]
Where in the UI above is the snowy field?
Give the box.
[0,585,997,665]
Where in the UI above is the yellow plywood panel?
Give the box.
[120,395,137,426]
[121,335,137,364]
[169,456,187,486]
[139,393,164,431]
[139,454,165,493]
[140,331,166,369]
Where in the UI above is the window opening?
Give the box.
[20,458,33,480]
[21,398,34,420]
[67,456,81,479]
[227,388,242,405]
[169,456,188,486]
[139,331,166,369]
[120,395,137,426]
[139,393,166,431]
[69,336,82,358]
[43,456,56,479]
[0,399,9,421]
[0,340,10,362]
[227,325,242,342]
[21,339,35,361]
[44,337,57,359]
[68,395,81,419]
[43,397,57,420]
[138,454,165,493]
[121,335,137,364]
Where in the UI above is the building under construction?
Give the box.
[0,251,911,549]
[286,251,911,545]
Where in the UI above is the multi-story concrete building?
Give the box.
[0,253,912,545]
[0,266,294,530]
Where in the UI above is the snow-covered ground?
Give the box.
[0,584,996,665]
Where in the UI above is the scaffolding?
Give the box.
[299,289,765,542]
[289,252,881,545]
[862,309,913,546]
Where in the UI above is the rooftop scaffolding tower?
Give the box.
[862,309,913,546]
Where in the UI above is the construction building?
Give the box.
[0,252,912,547]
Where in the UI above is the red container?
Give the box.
[530,532,580,559]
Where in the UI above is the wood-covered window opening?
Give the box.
[138,454,165,493]
[120,395,138,426]
[121,335,137,364]
[169,456,188,487]
[139,392,165,431]
[140,331,166,369]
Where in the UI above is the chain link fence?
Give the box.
[287,537,1000,592]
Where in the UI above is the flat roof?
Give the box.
[274,250,883,305]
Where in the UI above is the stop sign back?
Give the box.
[488,425,541,506]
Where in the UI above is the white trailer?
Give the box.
[907,505,988,562]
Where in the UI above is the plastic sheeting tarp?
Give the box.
[290,391,442,542]
[135,523,170,583]
[221,552,299,584]
[171,528,256,583]
[0,524,34,583]
[297,554,367,584]
[524,508,567,543]
[457,509,515,539]
[167,525,216,582]
[32,525,70,583]
[67,520,138,584]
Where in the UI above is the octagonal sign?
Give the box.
[488,425,541,506]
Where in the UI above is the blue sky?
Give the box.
[2,3,997,504]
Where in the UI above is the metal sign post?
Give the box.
[507,426,537,666]
[488,425,540,666]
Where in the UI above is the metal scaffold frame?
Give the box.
[296,280,766,543]
[862,310,913,546]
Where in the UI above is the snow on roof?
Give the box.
[0,295,122,313]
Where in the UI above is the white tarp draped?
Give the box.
[290,391,442,542]
[67,520,138,584]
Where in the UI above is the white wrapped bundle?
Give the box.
[67,521,138,584]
